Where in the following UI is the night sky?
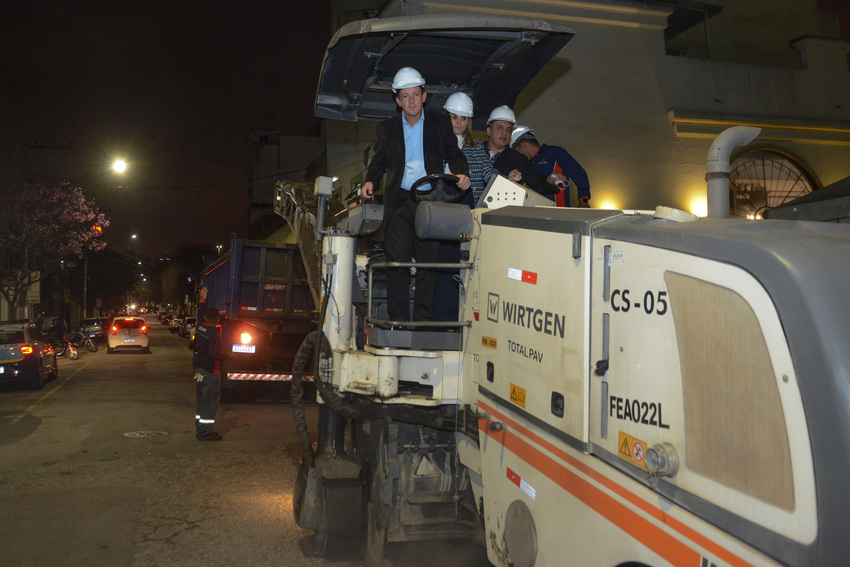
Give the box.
[1,1,332,258]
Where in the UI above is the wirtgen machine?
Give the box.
[276,15,850,567]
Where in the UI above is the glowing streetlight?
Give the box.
[107,233,137,247]
[112,158,128,174]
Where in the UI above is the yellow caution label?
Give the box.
[509,383,526,408]
[482,336,497,349]
[618,431,647,469]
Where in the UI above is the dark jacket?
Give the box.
[365,109,469,225]
[492,147,559,196]
[532,143,591,206]
[193,322,226,373]
[193,302,226,373]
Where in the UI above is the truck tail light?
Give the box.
[240,332,252,345]
[20,345,34,355]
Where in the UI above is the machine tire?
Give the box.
[107,346,114,354]
[67,346,79,360]
[315,478,365,557]
[87,339,98,352]
[293,466,308,526]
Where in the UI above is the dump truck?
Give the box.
[279,14,850,567]
[199,235,315,399]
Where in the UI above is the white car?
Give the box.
[107,317,150,354]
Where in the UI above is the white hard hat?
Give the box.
[443,92,473,118]
[511,125,535,147]
[392,67,426,92]
[487,105,516,125]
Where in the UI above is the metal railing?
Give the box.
[366,260,473,329]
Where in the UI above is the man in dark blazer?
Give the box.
[361,67,470,322]
[486,105,559,198]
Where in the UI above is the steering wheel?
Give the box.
[409,173,466,204]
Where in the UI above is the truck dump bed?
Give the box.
[201,236,315,394]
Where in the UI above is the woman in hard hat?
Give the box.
[434,92,496,322]
[442,92,494,206]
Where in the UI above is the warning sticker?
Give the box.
[510,383,527,408]
[617,431,647,469]
[482,336,497,349]
[506,467,536,500]
[507,268,538,285]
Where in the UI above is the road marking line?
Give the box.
[9,356,97,425]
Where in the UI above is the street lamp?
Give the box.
[109,233,137,248]
[68,156,130,187]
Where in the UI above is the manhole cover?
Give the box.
[124,430,169,438]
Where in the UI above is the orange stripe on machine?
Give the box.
[478,400,753,567]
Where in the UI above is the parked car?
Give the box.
[80,318,105,342]
[0,319,58,389]
[179,317,196,338]
[107,317,150,354]
[169,316,184,333]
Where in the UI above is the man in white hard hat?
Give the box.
[360,67,470,322]
[486,105,558,197]
[512,126,591,208]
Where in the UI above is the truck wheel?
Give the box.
[315,478,364,557]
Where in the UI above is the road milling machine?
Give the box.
[276,14,850,567]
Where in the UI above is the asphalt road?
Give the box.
[0,316,491,567]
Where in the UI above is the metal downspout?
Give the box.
[705,126,761,219]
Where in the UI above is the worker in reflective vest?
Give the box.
[193,287,227,441]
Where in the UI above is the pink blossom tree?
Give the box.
[0,182,110,316]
